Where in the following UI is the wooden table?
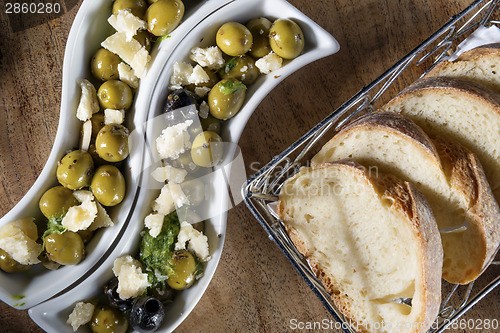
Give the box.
[0,0,498,332]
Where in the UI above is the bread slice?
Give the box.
[425,43,500,92]
[312,112,500,284]
[278,161,442,333]
[379,77,500,203]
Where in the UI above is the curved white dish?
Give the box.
[0,0,218,310]
[28,0,339,331]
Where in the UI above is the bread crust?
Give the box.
[279,161,443,333]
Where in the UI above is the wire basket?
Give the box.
[242,0,500,332]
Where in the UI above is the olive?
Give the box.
[130,296,165,332]
[246,17,272,58]
[135,29,152,52]
[95,124,130,162]
[167,250,197,290]
[200,115,221,134]
[112,0,148,19]
[78,229,94,244]
[88,144,108,166]
[39,186,79,219]
[171,151,199,174]
[190,131,223,168]
[56,150,94,190]
[164,89,198,113]
[218,55,259,85]
[146,0,184,37]
[208,78,246,120]
[91,165,126,206]
[39,250,61,270]
[181,178,205,206]
[269,18,305,59]
[45,231,85,265]
[105,278,133,312]
[90,112,106,140]
[90,305,128,333]
[216,22,253,56]
[185,68,219,91]
[97,80,133,110]
[0,249,31,273]
[91,48,121,81]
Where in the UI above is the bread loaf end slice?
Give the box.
[278,161,442,333]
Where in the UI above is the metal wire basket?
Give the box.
[242,0,500,332]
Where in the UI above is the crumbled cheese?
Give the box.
[190,46,225,70]
[76,79,99,122]
[144,213,165,238]
[67,302,95,332]
[189,65,210,85]
[104,109,125,125]
[194,86,211,98]
[175,221,210,262]
[62,190,98,232]
[198,101,210,118]
[151,165,187,183]
[255,52,283,74]
[169,61,194,90]
[152,183,189,215]
[118,62,139,89]
[80,120,92,152]
[101,32,150,79]
[113,255,150,300]
[89,201,114,231]
[155,119,193,160]
[0,219,41,265]
[107,9,146,42]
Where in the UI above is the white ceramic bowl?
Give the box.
[0,0,220,310]
[28,0,339,331]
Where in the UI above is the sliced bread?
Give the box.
[312,112,500,284]
[278,161,442,333]
[425,43,500,92]
[379,77,500,203]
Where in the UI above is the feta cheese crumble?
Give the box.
[113,255,150,300]
[107,9,146,42]
[255,52,283,74]
[198,101,210,118]
[152,183,190,215]
[155,119,193,160]
[175,221,210,262]
[0,219,41,265]
[104,109,125,125]
[62,190,98,232]
[118,62,139,89]
[76,79,99,122]
[144,213,165,238]
[190,46,225,70]
[101,32,150,78]
[151,164,187,183]
[67,302,95,332]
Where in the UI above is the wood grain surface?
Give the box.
[1,0,499,332]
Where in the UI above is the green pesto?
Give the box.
[222,57,237,73]
[156,34,172,44]
[219,79,247,95]
[12,295,25,300]
[42,217,67,250]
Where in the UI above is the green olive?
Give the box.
[146,0,184,36]
[0,249,31,273]
[208,78,246,120]
[56,150,94,190]
[191,131,223,168]
[200,115,221,134]
[90,112,106,140]
[134,29,152,52]
[95,124,130,162]
[247,17,272,58]
[218,55,259,85]
[91,48,121,81]
[181,178,205,206]
[97,80,133,110]
[167,250,197,290]
[90,305,128,333]
[88,144,108,166]
[171,151,199,174]
[216,22,253,56]
[185,68,219,91]
[45,231,85,265]
[91,165,126,207]
[39,186,79,219]
[78,229,94,244]
[112,0,148,19]
[269,18,305,59]
[39,251,61,270]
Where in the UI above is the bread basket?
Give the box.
[242,0,500,332]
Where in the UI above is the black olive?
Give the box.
[104,278,133,312]
[164,89,198,113]
[130,296,165,333]
[149,283,177,305]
